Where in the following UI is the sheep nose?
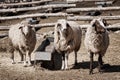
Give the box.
[63,29,67,32]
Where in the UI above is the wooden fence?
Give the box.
[0,0,120,38]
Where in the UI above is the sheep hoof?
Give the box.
[24,63,27,67]
[65,68,70,71]
[61,68,68,71]
[61,69,69,71]
[99,69,104,74]
[28,64,32,67]
[99,71,103,74]
[23,65,27,67]
[89,71,93,75]
[12,62,16,64]
[89,73,93,75]
[18,61,23,64]
[61,69,64,71]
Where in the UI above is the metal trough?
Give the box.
[34,37,62,70]
[34,51,51,61]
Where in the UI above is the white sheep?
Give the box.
[8,20,36,67]
[54,19,82,70]
[84,18,109,74]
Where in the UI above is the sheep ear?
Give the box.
[103,19,108,26]
[19,26,23,29]
[57,23,62,30]
[92,23,96,27]
[67,23,70,28]
[91,19,97,27]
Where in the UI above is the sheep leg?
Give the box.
[61,54,65,70]
[11,52,15,64]
[75,51,78,65]
[10,48,15,64]
[28,52,32,66]
[20,54,24,61]
[26,51,31,66]
[89,52,94,75]
[64,53,68,70]
[18,50,23,62]
[98,54,103,73]
[23,54,27,67]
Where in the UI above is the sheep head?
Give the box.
[54,19,72,51]
[19,21,33,37]
[56,19,71,39]
[91,18,107,34]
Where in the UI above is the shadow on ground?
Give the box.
[72,61,120,73]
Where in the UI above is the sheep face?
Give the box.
[91,18,106,34]
[19,23,33,36]
[56,20,70,39]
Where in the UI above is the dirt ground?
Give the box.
[0,32,120,80]
[0,0,120,80]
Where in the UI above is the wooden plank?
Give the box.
[0,4,76,13]
[67,0,106,3]
[67,15,120,21]
[34,52,51,61]
[0,26,10,31]
[80,24,120,30]
[0,13,72,20]
[48,1,67,4]
[33,22,56,28]
[95,1,113,5]
[107,24,120,30]
[0,23,56,31]
[0,0,52,7]
[33,22,120,30]
[0,34,8,38]
[67,6,120,13]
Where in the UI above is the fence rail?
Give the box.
[67,6,120,13]
[0,4,76,13]
[67,15,120,21]
[67,0,107,3]
[0,13,72,20]
[0,0,52,7]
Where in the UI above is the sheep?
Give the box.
[8,20,36,67]
[54,19,82,70]
[84,18,109,74]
